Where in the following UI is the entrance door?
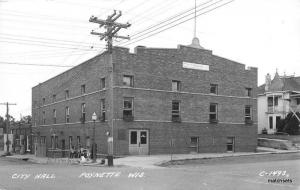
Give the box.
[227,137,235,152]
[129,130,149,155]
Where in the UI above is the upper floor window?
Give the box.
[100,99,106,121]
[123,97,133,120]
[42,111,46,125]
[65,90,69,99]
[171,100,181,121]
[297,98,300,105]
[210,84,218,94]
[172,80,181,91]
[100,77,106,90]
[268,96,279,107]
[81,103,86,123]
[245,88,252,97]
[245,105,252,122]
[65,107,70,123]
[52,94,56,103]
[123,75,134,87]
[209,103,218,122]
[42,98,45,105]
[53,109,57,124]
[81,84,86,94]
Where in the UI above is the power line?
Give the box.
[0,40,97,51]
[0,33,104,47]
[120,0,234,47]
[116,0,214,45]
[0,61,75,68]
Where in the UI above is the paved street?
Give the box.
[0,153,299,190]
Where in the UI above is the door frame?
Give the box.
[128,129,149,155]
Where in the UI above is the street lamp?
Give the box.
[91,112,97,163]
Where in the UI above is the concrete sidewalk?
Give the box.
[1,148,299,169]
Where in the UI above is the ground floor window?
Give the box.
[69,136,73,149]
[130,131,137,145]
[227,137,235,152]
[269,116,273,129]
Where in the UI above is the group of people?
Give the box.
[69,146,91,159]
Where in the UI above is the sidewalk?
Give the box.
[1,148,299,169]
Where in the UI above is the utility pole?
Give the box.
[89,10,131,53]
[0,102,17,155]
[89,10,131,166]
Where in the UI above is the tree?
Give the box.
[0,116,5,130]
[277,112,300,135]
[19,115,32,124]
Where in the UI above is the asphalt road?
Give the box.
[0,153,299,190]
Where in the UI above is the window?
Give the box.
[140,131,147,144]
[171,100,180,121]
[267,97,273,107]
[100,77,106,89]
[52,94,56,102]
[297,98,300,105]
[269,116,273,129]
[100,99,106,121]
[172,80,181,91]
[274,97,279,106]
[53,109,56,124]
[210,84,218,94]
[65,107,70,123]
[76,136,81,148]
[130,131,137,144]
[227,137,235,152]
[123,97,133,120]
[69,136,73,149]
[65,90,69,99]
[40,136,46,144]
[245,88,252,97]
[123,75,134,87]
[81,84,86,94]
[42,98,46,105]
[245,105,252,122]
[209,103,218,122]
[51,136,54,148]
[55,136,58,149]
[42,111,46,124]
[81,103,86,123]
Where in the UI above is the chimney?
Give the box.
[265,73,271,91]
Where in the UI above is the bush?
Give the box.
[278,112,300,135]
[262,128,268,134]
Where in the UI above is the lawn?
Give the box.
[258,134,300,143]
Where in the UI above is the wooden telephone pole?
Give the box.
[89,10,131,53]
[89,11,130,166]
[0,102,17,155]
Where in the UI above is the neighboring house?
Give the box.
[32,38,257,156]
[258,72,300,134]
[10,123,33,153]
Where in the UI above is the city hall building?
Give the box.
[32,39,258,156]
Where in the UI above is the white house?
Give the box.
[258,72,300,134]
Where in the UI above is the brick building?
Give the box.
[32,40,257,156]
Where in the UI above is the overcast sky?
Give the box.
[0,0,299,119]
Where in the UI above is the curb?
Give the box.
[156,150,300,166]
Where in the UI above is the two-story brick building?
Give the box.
[32,40,257,156]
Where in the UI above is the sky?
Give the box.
[0,0,299,119]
